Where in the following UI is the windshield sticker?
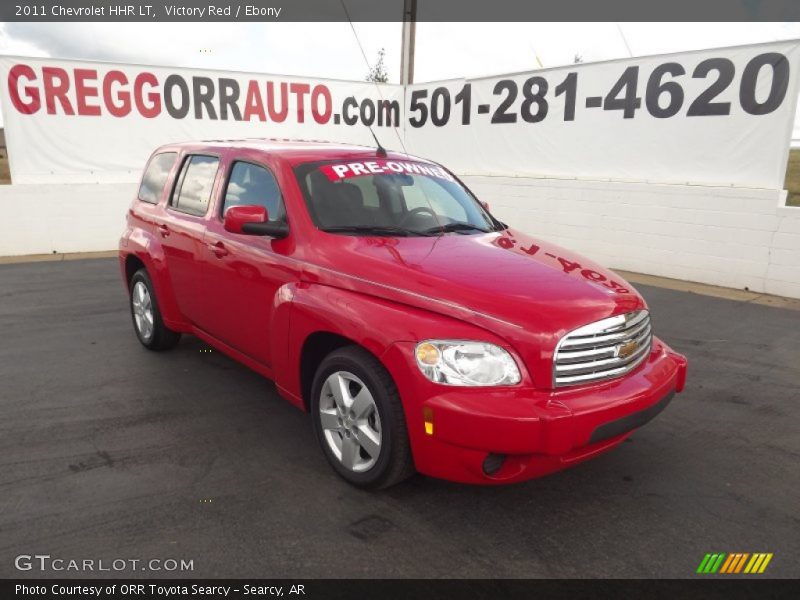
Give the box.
[320,160,455,182]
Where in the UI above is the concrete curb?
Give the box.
[615,269,800,312]
[0,250,118,265]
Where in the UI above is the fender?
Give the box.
[276,282,517,410]
[121,225,191,332]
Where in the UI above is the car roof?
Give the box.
[154,138,437,167]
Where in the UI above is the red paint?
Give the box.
[7,64,41,114]
[310,85,332,124]
[289,83,310,123]
[243,80,266,121]
[42,66,74,115]
[120,140,688,485]
[103,70,131,117]
[133,72,160,118]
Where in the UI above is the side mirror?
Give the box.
[224,205,289,238]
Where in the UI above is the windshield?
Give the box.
[294,159,501,236]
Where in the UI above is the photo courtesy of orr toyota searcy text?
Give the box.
[15,584,296,597]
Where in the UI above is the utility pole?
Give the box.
[400,0,417,85]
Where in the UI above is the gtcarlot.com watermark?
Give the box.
[15,554,194,573]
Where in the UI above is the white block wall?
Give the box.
[1,179,799,300]
[0,183,134,256]
[461,176,800,299]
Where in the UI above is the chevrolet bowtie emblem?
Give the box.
[617,340,639,359]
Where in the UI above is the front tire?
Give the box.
[129,268,181,351]
[310,346,415,489]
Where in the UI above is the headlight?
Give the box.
[414,340,521,386]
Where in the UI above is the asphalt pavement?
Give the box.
[0,258,798,578]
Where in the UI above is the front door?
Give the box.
[199,158,290,367]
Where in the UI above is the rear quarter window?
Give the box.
[138,152,177,204]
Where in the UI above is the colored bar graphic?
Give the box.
[751,554,765,573]
[719,554,736,573]
[734,553,749,573]
[697,554,712,573]
[732,554,743,573]
[744,554,759,573]
[704,553,719,573]
[758,553,773,573]
[712,553,726,573]
[700,552,773,574]
[720,553,737,573]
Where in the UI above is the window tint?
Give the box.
[138,152,177,204]
[171,155,219,216]
[346,176,381,208]
[222,161,285,222]
[402,177,468,222]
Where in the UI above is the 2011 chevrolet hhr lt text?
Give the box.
[119,139,688,489]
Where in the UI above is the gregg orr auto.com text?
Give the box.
[7,63,399,127]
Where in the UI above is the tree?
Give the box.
[366,48,389,83]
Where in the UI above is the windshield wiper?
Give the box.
[320,225,434,237]
[422,222,492,235]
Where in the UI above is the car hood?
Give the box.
[301,229,646,385]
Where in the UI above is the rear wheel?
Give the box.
[129,268,181,351]
[310,346,415,489]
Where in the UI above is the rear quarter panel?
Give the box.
[119,147,189,331]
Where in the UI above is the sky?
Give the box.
[1,21,800,127]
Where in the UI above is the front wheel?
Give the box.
[310,346,415,489]
[129,268,181,351]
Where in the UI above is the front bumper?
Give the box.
[382,336,687,484]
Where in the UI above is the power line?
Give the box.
[616,23,634,58]
[338,0,409,155]
[339,0,375,80]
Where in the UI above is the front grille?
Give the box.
[553,310,652,387]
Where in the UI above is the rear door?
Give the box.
[155,153,222,325]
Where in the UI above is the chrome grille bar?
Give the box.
[554,310,653,387]
[558,319,651,350]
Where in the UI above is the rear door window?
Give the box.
[138,152,177,204]
[170,155,220,216]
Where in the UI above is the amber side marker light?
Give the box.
[422,407,434,435]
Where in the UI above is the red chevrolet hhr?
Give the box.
[119,139,687,489]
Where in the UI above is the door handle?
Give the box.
[209,241,229,258]
[157,224,170,237]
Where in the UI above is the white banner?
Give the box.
[403,40,800,189]
[2,40,799,189]
[0,56,404,183]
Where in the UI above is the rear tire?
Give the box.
[310,345,415,489]
[129,268,181,351]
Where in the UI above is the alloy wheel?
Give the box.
[319,371,382,472]
[131,281,154,341]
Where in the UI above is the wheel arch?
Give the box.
[299,331,373,411]
[120,246,188,332]
[124,254,147,289]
